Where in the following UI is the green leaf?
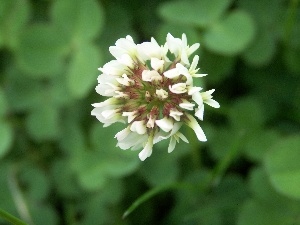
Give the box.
[242,27,276,66]
[203,10,255,55]
[17,24,67,77]
[0,0,30,49]
[25,105,61,141]
[98,3,137,63]
[79,179,123,225]
[244,130,280,162]
[284,46,300,75]
[29,205,58,225]
[72,124,139,191]
[237,0,283,27]
[67,44,102,98]
[20,165,50,201]
[265,135,300,200]
[200,49,236,85]
[238,200,300,225]
[0,121,13,159]
[0,88,7,117]
[138,139,183,186]
[51,160,82,198]
[158,0,232,28]
[5,70,44,111]
[0,164,18,216]
[52,0,104,43]
[229,97,265,132]
[239,168,300,225]
[156,23,199,47]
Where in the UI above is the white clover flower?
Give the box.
[92,33,220,161]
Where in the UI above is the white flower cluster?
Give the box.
[92,33,220,161]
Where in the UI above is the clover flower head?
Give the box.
[92,34,220,161]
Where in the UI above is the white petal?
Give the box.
[177,132,189,143]
[188,86,202,95]
[163,67,179,79]
[169,83,187,94]
[102,109,117,119]
[92,98,116,108]
[201,89,215,99]
[130,121,147,134]
[117,54,134,68]
[185,114,207,142]
[151,58,164,71]
[142,70,162,82]
[195,104,204,121]
[139,135,154,161]
[205,99,220,108]
[190,55,199,71]
[156,89,168,99]
[181,51,189,65]
[176,63,193,85]
[192,92,203,106]
[117,132,146,150]
[122,111,137,123]
[188,43,200,55]
[147,115,155,128]
[114,126,131,141]
[155,117,173,132]
[179,101,195,110]
[169,109,183,121]
[168,137,176,153]
[193,73,207,77]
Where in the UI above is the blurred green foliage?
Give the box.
[0,0,300,224]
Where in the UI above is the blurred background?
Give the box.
[0,0,300,224]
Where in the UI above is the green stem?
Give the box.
[122,183,194,219]
[203,130,245,189]
[0,209,28,225]
[123,131,245,219]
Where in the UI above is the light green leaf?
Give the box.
[0,0,30,49]
[67,44,102,98]
[203,10,255,55]
[0,121,13,159]
[20,165,50,201]
[90,123,140,177]
[5,70,44,111]
[243,28,276,66]
[17,24,67,77]
[229,97,265,132]
[25,105,61,141]
[72,124,139,191]
[52,0,104,42]
[239,169,300,225]
[158,0,232,28]
[265,135,300,200]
